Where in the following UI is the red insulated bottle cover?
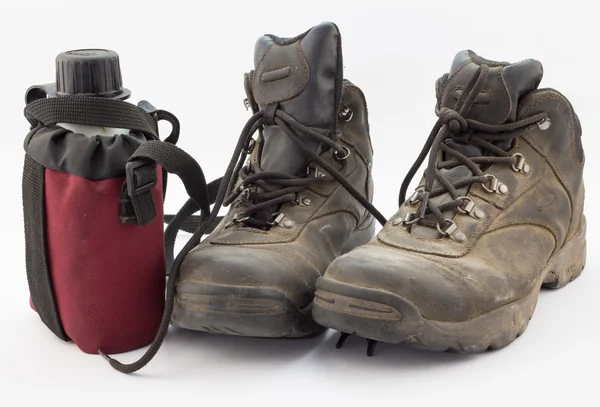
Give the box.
[22,96,170,354]
[43,168,165,354]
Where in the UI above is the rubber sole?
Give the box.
[313,219,587,353]
[172,222,376,338]
[171,282,324,338]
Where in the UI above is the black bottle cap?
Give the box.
[55,49,131,100]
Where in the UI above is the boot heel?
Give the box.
[542,216,587,289]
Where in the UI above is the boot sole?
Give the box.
[313,218,586,353]
[172,222,376,338]
[172,282,324,338]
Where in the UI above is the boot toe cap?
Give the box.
[322,245,479,322]
[177,244,319,308]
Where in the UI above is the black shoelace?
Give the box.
[223,108,386,228]
[397,64,548,236]
[101,105,386,373]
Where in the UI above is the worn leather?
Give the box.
[323,59,585,322]
[444,50,543,124]
[412,51,543,238]
[255,22,343,174]
[175,81,375,313]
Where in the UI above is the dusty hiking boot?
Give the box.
[171,22,386,338]
[313,50,586,353]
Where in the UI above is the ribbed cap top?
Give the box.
[55,49,131,99]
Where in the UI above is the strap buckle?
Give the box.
[125,159,156,198]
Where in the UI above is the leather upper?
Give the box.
[177,82,375,308]
[324,74,585,322]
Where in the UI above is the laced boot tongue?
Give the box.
[442,50,543,125]
[441,50,544,158]
[410,50,543,238]
[251,22,343,174]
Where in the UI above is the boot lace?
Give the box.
[397,64,548,239]
[101,103,386,373]
[223,106,387,228]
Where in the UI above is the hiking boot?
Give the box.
[313,50,586,352]
[171,22,385,338]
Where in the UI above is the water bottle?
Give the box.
[23,49,172,355]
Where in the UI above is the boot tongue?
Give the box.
[441,50,544,157]
[410,51,543,238]
[251,22,343,174]
[440,50,543,125]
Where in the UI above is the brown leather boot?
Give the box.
[171,22,385,337]
[313,50,586,352]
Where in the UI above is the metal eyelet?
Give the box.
[234,188,249,208]
[225,212,250,228]
[511,153,530,175]
[481,174,508,195]
[306,164,326,178]
[267,212,285,226]
[406,187,424,206]
[537,118,551,130]
[436,219,467,243]
[244,138,256,154]
[334,146,351,161]
[392,212,420,226]
[456,196,485,220]
[301,197,312,206]
[339,106,353,122]
[234,213,250,223]
[266,213,294,228]
[230,184,247,201]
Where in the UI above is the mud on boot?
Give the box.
[171,22,386,338]
[313,50,586,353]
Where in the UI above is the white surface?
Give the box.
[56,124,130,138]
[1,1,598,405]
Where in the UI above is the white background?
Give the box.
[1,1,598,405]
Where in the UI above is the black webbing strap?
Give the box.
[122,141,211,227]
[152,109,180,200]
[99,141,216,371]
[164,199,202,269]
[156,109,179,146]
[22,155,69,341]
[163,178,221,232]
[163,178,223,269]
[122,161,159,226]
[24,97,158,138]
[100,106,265,374]
[164,201,202,233]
